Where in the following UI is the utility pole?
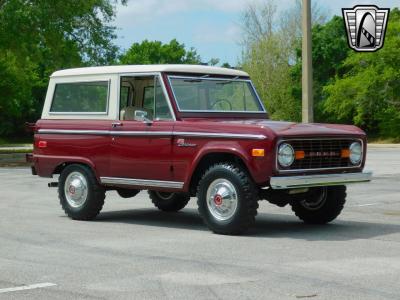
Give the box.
[302,0,313,123]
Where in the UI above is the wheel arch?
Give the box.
[186,149,254,196]
[52,158,99,180]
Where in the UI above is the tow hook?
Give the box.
[48,182,58,188]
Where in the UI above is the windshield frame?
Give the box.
[167,75,267,114]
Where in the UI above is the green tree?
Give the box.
[0,0,125,136]
[323,8,400,139]
[240,0,326,121]
[290,15,350,122]
[120,39,201,65]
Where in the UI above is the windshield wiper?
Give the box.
[184,79,202,82]
[183,74,210,83]
[216,76,240,85]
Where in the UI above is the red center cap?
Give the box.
[214,194,223,206]
[69,186,76,195]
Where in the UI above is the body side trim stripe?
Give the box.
[100,177,184,189]
[37,129,266,140]
[174,131,265,139]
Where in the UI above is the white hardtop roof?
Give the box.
[51,64,249,78]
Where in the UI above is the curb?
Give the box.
[368,144,400,148]
[0,153,29,163]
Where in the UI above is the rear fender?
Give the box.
[34,154,99,180]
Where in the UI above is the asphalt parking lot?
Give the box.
[0,146,399,299]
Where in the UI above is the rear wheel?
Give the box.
[290,186,346,224]
[149,191,190,212]
[197,163,258,235]
[117,188,140,198]
[58,164,105,220]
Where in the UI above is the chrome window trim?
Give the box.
[37,129,267,140]
[167,75,266,113]
[275,138,364,173]
[249,80,267,113]
[117,72,176,121]
[49,79,111,115]
[269,171,372,189]
[100,177,184,189]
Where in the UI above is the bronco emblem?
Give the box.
[342,5,390,52]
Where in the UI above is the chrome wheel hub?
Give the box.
[64,171,88,208]
[206,178,238,221]
[300,187,327,211]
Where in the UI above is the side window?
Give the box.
[120,86,130,111]
[142,77,172,120]
[143,86,154,114]
[120,75,173,121]
[50,81,109,113]
[155,77,172,120]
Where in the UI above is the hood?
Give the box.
[182,118,365,138]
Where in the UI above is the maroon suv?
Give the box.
[28,65,372,235]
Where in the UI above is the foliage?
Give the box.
[0,52,37,135]
[119,39,201,65]
[0,0,126,136]
[323,8,400,138]
[1,0,399,141]
[242,34,300,120]
[244,1,400,139]
[240,0,326,121]
[290,15,350,122]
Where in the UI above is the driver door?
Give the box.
[110,75,175,182]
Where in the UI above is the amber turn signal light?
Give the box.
[251,149,265,157]
[341,149,350,158]
[295,150,305,160]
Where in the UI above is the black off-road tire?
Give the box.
[290,186,346,224]
[58,164,105,220]
[117,188,140,198]
[148,191,190,212]
[197,163,259,235]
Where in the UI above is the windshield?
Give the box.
[168,76,265,113]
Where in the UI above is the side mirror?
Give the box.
[134,110,147,121]
[134,110,152,125]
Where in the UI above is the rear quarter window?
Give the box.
[50,81,109,113]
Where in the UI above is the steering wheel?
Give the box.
[211,99,233,111]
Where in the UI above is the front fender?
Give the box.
[183,140,268,190]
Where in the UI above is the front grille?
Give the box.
[278,139,361,171]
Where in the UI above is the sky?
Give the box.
[112,0,398,65]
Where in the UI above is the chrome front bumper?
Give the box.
[269,171,372,189]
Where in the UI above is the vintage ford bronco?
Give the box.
[28,65,372,235]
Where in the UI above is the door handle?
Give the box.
[111,122,123,128]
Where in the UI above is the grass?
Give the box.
[0,136,33,147]
[367,137,400,144]
[0,148,32,154]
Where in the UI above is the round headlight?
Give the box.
[349,142,362,165]
[278,143,295,167]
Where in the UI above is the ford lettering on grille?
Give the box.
[308,151,340,158]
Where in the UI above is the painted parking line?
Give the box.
[0,283,56,294]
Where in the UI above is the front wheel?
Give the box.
[197,163,258,235]
[58,164,105,220]
[290,186,346,224]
